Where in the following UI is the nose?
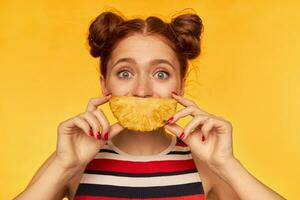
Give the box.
[131,75,153,98]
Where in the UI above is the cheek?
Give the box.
[152,79,178,95]
[108,80,132,93]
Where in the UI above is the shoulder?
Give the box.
[191,152,215,195]
[191,153,241,200]
[66,167,86,199]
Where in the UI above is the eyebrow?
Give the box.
[112,57,175,70]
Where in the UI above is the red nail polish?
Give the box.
[202,135,205,142]
[89,129,94,136]
[172,91,178,95]
[104,132,109,141]
[165,117,174,124]
[179,132,185,140]
[105,92,112,96]
[96,132,101,140]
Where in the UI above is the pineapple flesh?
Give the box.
[109,95,177,132]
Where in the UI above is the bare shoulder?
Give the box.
[191,152,216,195]
[66,167,86,199]
[191,153,241,200]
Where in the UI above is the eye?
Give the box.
[117,70,132,79]
[154,71,169,79]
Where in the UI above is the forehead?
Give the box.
[108,34,179,68]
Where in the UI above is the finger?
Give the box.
[92,109,110,140]
[80,112,102,140]
[86,94,112,112]
[106,122,125,140]
[171,93,210,115]
[163,123,183,139]
[182,114,210,140]
[168,106,209,125]
[200,118,216,141]
[72,117,93,138]
[171,93,197,107]
[203,118,232,135]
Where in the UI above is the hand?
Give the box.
[55,93,124,170]
[164,93,235,170]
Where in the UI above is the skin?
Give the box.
[99,33,286,200]
[14,32,285,200]
[100,33,185,155]
[98,33,240,176]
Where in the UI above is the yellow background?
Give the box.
[0,0,298,199]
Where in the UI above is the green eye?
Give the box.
[155,71,169,79]
[117,70,170,79]
[117,70,131,79]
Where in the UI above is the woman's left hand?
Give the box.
[164,93,235,170]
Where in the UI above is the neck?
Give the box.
[112,127,172,155]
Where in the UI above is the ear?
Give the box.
[100,75,109,96]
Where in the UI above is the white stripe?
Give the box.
[173,145,191,151]
[101,143,191,152]
[99,143,192,162]
[94,152,193,161]
[80,172,201,187]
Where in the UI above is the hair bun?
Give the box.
[88,11,125,57]
[170,13,204,59]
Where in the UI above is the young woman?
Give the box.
[14,11,286,200]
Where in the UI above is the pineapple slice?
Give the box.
[109,95,177,132]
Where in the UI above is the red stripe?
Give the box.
[74,193,206,200]
[86,158,196,173]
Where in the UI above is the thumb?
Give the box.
[164,123,183,138]
[107,122,125,140]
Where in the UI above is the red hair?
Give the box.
[87,10,204,80]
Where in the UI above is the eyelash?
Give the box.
[116,69,170,79]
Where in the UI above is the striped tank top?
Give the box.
[74,135,206,200]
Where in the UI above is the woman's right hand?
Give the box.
[54,94,124,170]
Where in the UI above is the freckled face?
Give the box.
[101,34,183,98]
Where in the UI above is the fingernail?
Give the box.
[104,132,109,141]
[165,117,174,125]
[179,132,185,140]
[105,92,112,96]
[172,91,178,95]
[202,135,205,142]
[89,129,94,136]
[96,132,101,140]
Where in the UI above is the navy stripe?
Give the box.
[75,182,204,198]
[83,168,198,177]
[99,148,191,155]
[167,150,191,155]
[99,149,118,154]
